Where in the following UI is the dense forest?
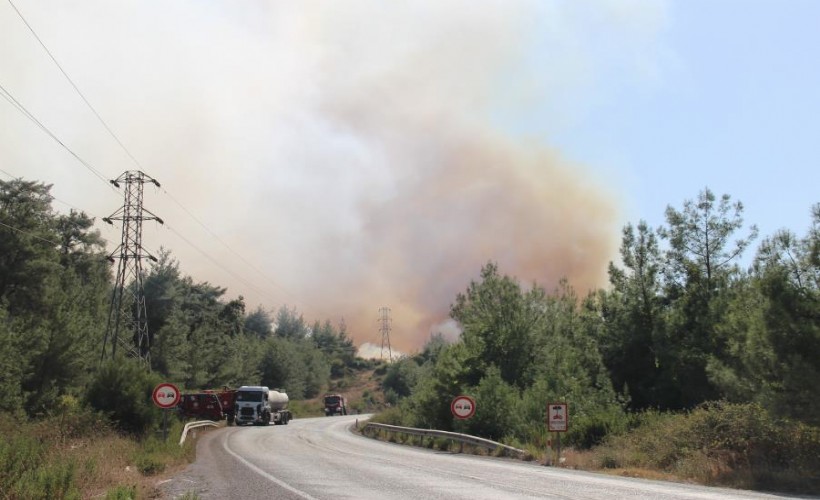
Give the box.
[0,178,360,431]
[381,189,819,451]
[1,177,818,446]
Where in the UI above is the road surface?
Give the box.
[161,415,801,499]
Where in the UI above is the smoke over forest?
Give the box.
[0,1,659,350]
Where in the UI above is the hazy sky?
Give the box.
[2,1,817,352]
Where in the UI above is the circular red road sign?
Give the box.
[451,395,476,420]
[152,383,180,409]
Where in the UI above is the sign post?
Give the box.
[152,383,180,441]
[451,395,476,452]
[546,402,568,466]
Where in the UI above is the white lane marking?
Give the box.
[295,420,572,500]
[222,432,319,500]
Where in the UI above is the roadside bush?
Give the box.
[381,359,420,399]
[368,405,404,426]
[105,485,137,499]
[86,359,163,435]
[598,402,820,493]
[0,433,47,494]
[463,366,520,441]
[566,404,629,449]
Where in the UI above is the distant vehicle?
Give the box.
[235,386,292,426]
[324,394,347,416]
[177,388,237,425]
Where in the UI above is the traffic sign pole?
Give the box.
[163,408,169,441]
[152,383,180,442]
[546,402,568,466]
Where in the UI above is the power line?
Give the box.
[5,0,307,311]
[164,224,282,304]
[1,83,320,323]
[0,168,19,179]
[0,82,112,185]
[160,190,295,297]
[6,0,154,179]
[378,307,393,362]
[4,2,334,325]
[101,171,162,366]
[0,220,62,247]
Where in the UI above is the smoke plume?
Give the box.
[1,1,670,351]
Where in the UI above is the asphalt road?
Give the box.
[160,415,803,499]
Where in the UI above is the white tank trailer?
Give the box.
[268,389,289,412]
[234,386,292,426]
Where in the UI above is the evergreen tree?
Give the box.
[602,221,667,409]
[711,205,819,424]
[450,262,543,389]
[244,306,273,338]
[657,188,757,408]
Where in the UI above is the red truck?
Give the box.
[177,388,237,424]
[323,394,347,416]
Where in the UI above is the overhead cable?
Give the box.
[0,82,112,185]
[6,0,154,179]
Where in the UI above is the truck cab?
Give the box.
[177,392,224,421]
[235,386,271,425]
[323,394,347,416]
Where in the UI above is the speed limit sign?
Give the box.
[152,383,180,409]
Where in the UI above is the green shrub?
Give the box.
[135,453,165,476]
[0,433,54,495]
[566,405,629,449]
[599,402,820,493]
[465,366,520,442]
[369,405,404,426]
[9,460,79,500]
[105,485,137,499]
[86,360,162,435]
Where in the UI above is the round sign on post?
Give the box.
[450,395,476,420]
[152,383,180,409]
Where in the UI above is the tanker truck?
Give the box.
[234,386,292,426]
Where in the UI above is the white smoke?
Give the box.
[0,0,671,350]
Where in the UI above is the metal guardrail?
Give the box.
[362,422,528,458]
[179,420,219,446]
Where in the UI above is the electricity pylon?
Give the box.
[378,307,393,362]
[100,171,163,366]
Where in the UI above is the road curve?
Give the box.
[161,415,795,499]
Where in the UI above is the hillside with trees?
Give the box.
[1,178,817,495]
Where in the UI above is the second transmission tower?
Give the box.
[378,307,393,362]
[100,171,163,366]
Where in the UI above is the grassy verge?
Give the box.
[364,402,820,495]
[0,407,202,499]
[570,402,820,494]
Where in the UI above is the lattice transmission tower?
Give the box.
[100,171,163,366]
[378,307,393,362]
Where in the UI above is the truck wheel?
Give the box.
[227,414,235,426]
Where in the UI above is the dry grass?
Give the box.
[0,411,200,499]
[359,403,820,495]
[297,367,385,418]
[56,429,197,499]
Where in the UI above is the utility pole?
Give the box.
[100,171,163,366]
[378,307,393,362]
